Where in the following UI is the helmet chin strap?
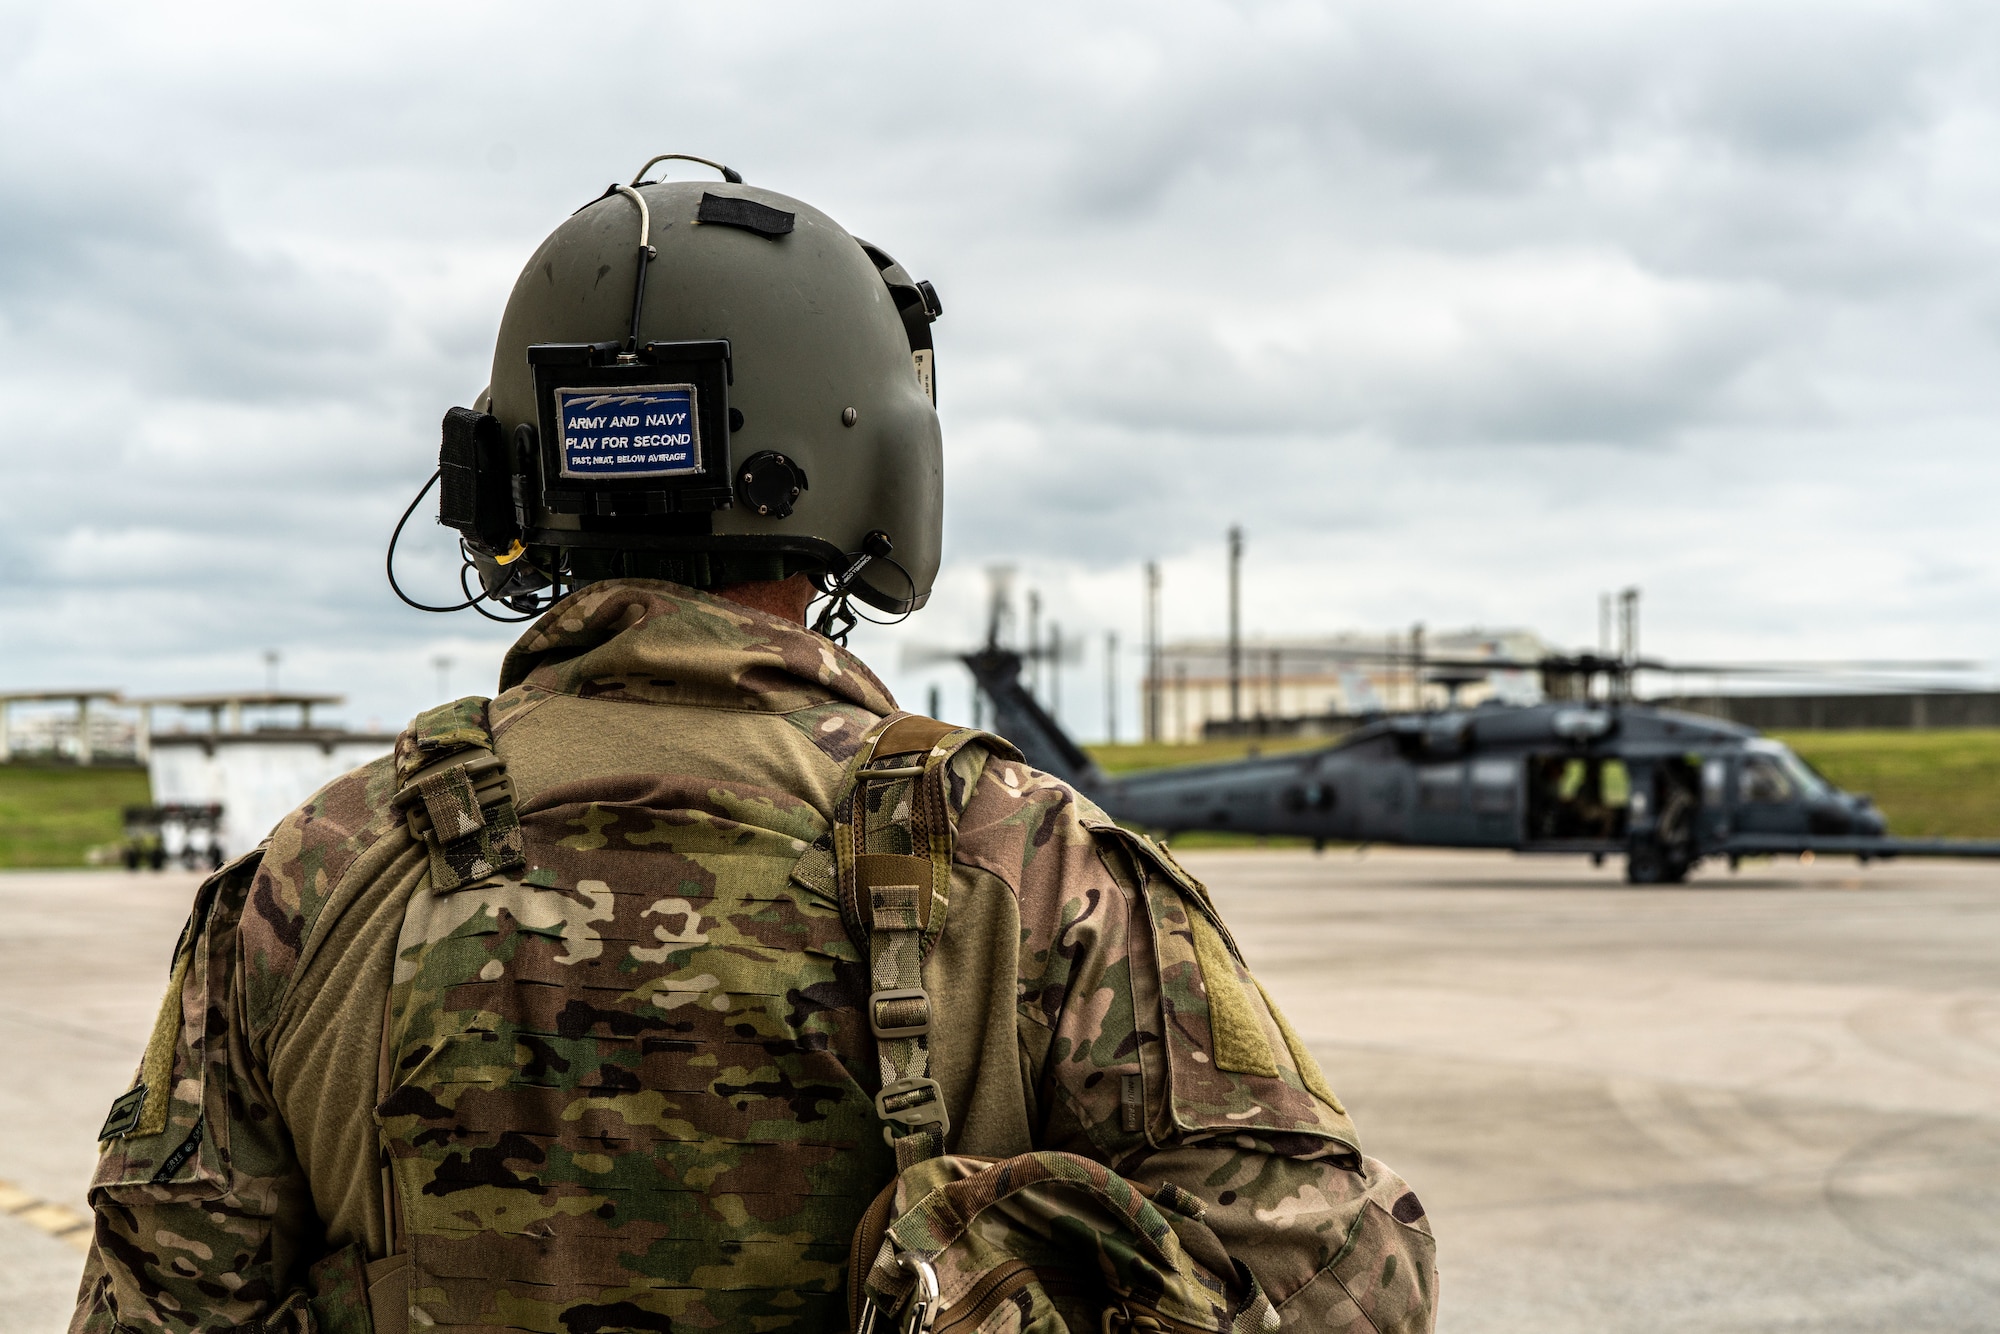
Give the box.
[811,597,859,646]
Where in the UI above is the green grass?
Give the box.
[0,728,1993,866]
[0,764,151,869]
[1777,729,2000,839]
[1087,737,1329,776]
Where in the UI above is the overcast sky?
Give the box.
[4,0,1998,740]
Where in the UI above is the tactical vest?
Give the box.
[370,698,994,1334]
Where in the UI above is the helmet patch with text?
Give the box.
[556,386,703,479]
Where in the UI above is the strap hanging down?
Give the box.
[833,712,1006,1170]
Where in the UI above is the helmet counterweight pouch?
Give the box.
[438,407,520,553]
[525,338,734,527]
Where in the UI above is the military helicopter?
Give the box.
[946,602,2000,884]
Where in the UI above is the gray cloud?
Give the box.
[2,0,1999,739]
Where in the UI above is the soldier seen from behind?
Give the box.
[72,156,1438,1334]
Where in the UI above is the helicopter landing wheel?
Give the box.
[1626,839,1691,885]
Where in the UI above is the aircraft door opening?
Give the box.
[1526,755,1630,846]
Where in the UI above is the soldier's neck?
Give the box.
[713,573,815,626]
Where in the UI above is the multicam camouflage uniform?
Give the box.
[73,581,1436,1334]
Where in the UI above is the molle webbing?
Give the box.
[378,698,900,1330]
[834,712,1008,1171]
[389,696,522,892]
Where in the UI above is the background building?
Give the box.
[148,726,395,858]
[1145,627,1552,742]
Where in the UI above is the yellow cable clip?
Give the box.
[494,540,526,566]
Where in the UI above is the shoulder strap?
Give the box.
[370,696,524,1308]
[831,711,1013,1170]
[389,695,525,893]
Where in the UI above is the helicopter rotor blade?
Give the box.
[1634,659,1984,674]
[899,644,968,670]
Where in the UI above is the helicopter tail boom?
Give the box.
[960,646,1110,794]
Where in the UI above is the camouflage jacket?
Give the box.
[72,580,1436,1334]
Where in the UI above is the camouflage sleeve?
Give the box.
[955,758,1438,1334]
[71,853,319,1333]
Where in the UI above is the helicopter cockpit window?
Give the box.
[1741,743,1830,803]
[1740,755,1793,803]
[1775,747,1833,799]
[1702,757,1728,806]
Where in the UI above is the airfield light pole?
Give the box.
[1174,663,1189,742]
[985,564,1016,649]
[1227,526,1244,724]
[1049,622,1062,724]
[1144,562,1161,743]
[1617,587,1641,701]
[1027,591,1042,701]
[1410,623,1425,711]
[1105,630,1119,744]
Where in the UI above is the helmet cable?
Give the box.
[610,184,657,354]
[460,562,544,623]
[629,154,743,187]
[386,468,558,620]
[386,469,485,613]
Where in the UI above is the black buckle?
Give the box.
[870,987,932,1039]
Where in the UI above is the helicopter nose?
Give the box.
[1844,796,1886,836]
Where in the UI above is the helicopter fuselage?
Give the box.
[1103,702,1885,881]
[959,645,1999,885]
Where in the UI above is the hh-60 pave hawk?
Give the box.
[951,625,2000,885]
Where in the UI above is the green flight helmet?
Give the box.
[435,154,943,618]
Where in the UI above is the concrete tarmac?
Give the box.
[0,870,201,1333]
[4,851,1996,1332]
[1192,848,2000,1334]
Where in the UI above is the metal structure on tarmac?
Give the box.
[955,595,2000,885]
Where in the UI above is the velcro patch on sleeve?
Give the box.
[124,946,194,1140]
[1258,979,1347,1115]
[1187,909,1280,1078]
